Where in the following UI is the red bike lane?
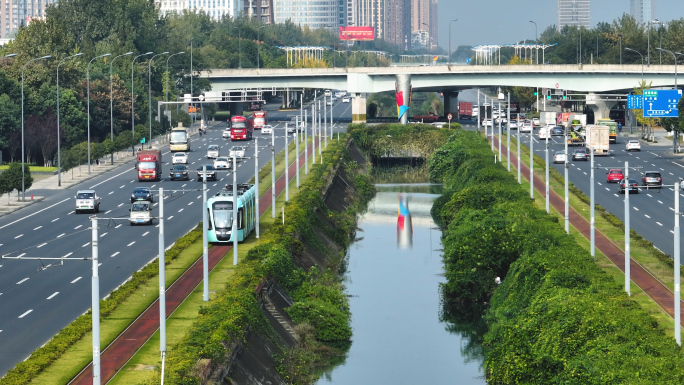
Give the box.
[71,137,321,384]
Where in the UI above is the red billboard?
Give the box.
[339,26,375,41]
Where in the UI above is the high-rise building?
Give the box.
[0,0,57,39]
[428,0,437,50]
[411,0,429,48]
[244,0,274,24]
[354,0,384,39]
[156,0,245,20]
[384,0,410,49]
[274,0,341,30]
[557,0,590,32]
[631,0,655,24]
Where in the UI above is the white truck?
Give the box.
[75,190,101,213]
[540,111,557,126]
[538,126,551,140]
[584,125,610,156]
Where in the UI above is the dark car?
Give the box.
[170,164,190,181]
[641,171,662,188]
[618,178,639,194]
[572,149,588,161]
[131,187,153,203]
[551,126,565,136]
[197,164,217,181]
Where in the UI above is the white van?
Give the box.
[129,201,153,225]
[75,190,101,213]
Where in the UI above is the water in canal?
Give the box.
[317,184,486,384]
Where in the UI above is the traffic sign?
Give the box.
[140,137,146,144]
[627,94,643,109]
[447,113,453,121]
[643,89,682,118]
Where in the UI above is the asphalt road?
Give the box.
[0,109,329,375]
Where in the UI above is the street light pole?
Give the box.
[21,54,51,201]
[656,48,680,89]
[109,52,133,165]
[257,25,266,69]
[57,53,81,186]
[149,52,169,149]
[88,53,112,174]
[529,20,537,64]
[618,34,622,64]
[625,48,644,84]
[448,19,458,66]
[165,52,185,116]
[190,38,194,124]
[131,52,153,155]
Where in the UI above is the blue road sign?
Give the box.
[466,58,471,64]
[627,94,643,109]
[643,89,682,118]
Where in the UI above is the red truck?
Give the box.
[409,112,438,123]
[136,149,162,181]
[458,102,473,118]
[252,111,267,130]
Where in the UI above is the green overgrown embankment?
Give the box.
[143,137,374,384]
[430,130,684,383]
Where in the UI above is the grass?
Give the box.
[0,165,57,172]
[24,133,344,385]
[497,133,679,338]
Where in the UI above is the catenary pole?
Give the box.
[590,148,595,259]
[159,187,166,354]
[545,127,549,213]
[498,101,502,162]
[285,124,289,201]
[530,125,534,199]
[255,138,260,238]
[675,181,681,345]
[91,216,101,385]
[565,132,569,233]
[625,161,631,296]
[507,93,511,171]
[517,113,521,184]
[271,128,276,218]
[233,155,238,265]
[202,165,209,301]
[304,109,308,174]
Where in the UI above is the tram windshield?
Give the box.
[212,201,234,228]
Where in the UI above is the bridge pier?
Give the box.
[229,101,244,117]
[351,93,367,123]
[585,93,617,122]
[442,90,459,120]
[396,74,411,125]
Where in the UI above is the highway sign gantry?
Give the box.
[642,89,682,118]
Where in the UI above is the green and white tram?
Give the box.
[206,183,257,243]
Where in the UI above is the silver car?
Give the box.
[262,125,273,135]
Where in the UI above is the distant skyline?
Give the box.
[438,0,682,50]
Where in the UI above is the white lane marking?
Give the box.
[647,194,652,197]
[583,172,587,175]
[633,207,639,211]
[597,182,602,186]
[33,226,42,230]
[14,234,23,239]
[37,242,47,248]
[47,292,59,300]
[115,224,122,229]
[109,191,114,195]
[188,202,193,205]
[670,172,675,175]
[671,230,676,234]
[98,263,102,267]
[62,252,73,258]
[605,188,610,191]
[656,222,663,226]
[71,276,82,284]
[17,253,25,258]
[670,207,675,211]
[119,185,125,189]
[197,195,201,199]
[105,210,112,214]
[111,251,120,257]
[88,168,140,189]
[74,225,82,230]
[82,242,90,247]
[0,198,70,230]
[168,216,174,220]
[644,214,651,218]
[17,277,29,284]
[57,233,65,238]
[178,208,184,213]
[673,162,684,169]
[68,211,74,215]
[151,184,156,188]
[658,200,663,204]
[142,231,149,236]
[118,203,124,207]
[18,309,32,319]
[100,232,107,238]
[52,218,59,222]
[127,241,135,246]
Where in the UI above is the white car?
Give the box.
[626,140,641,151]
[553,151,567,164]
[342,96,350,103]
[229,146,246,158]
[206,144,220,159]
[129,201,153,226]
[213,156,230,169]
[508,120,518,130]
[326,100,333,106]
[222,129,231,139]
[262,125,273,135]
[519,122,533,133]
[75,190,101,214]
[532,118,541,126]
[172,152,188,164]
[482,119,493,127]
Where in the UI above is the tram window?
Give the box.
[213,202,233,210]
[207,208,213,230]
[238,208,244,229]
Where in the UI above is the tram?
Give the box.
[206,183,257,243]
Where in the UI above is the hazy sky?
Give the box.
[438,0,683,49]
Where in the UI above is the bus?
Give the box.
[252,111,267,130]
[230,115,254,140]
[207,183,257,243]
[169,126,190,152]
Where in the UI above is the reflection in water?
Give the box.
[318,185,485,385]
[397,194,413,249]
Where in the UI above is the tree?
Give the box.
[0,170,11,203]
[2,162,33,200]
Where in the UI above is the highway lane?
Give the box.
[0,120,305,375]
